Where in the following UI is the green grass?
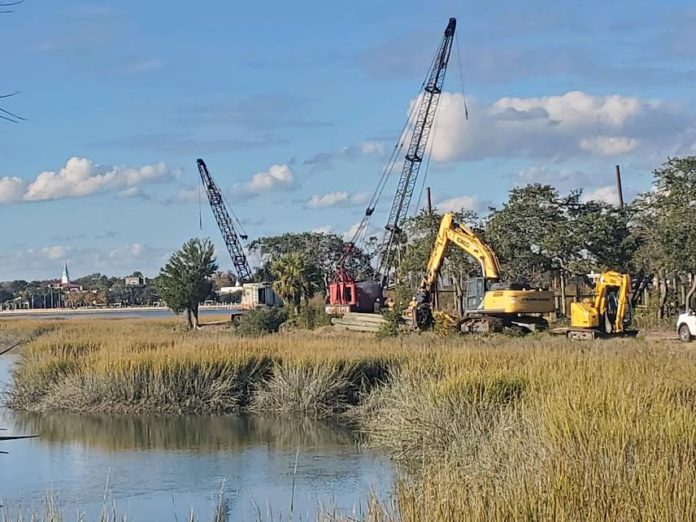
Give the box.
[3,317,696,520]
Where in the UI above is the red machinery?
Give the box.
[326,18,457,315]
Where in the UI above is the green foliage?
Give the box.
[570,200,640,273]
[486,184,579,284]
[156,238,218,328]
[249,232,373,290]
[235,308,289,337]
[270,253,322,312]
[292,302,333,330]
[377,309,401,339]
[635,157,696,274]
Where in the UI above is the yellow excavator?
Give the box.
[407,212,555,333]
[564,271,636,339]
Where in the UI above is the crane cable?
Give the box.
[455,33,469,121]
[415,31,469,213]
[198,181,203,230]
[198,169,262,269]
[349,48,442,252]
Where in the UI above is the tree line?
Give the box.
[154,156,696,328]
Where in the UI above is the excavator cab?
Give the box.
[465,277,487,310]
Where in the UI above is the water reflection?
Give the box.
[10,412,358,453]
[0,410,391,521]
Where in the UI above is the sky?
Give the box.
[1,0,696,280]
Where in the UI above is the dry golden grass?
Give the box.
[4,317,696,520]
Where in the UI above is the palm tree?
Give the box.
[270,253,320,314]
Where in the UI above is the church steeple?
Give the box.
[61,262,70,285]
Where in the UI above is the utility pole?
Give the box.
[615,165,625,208]
[426,187,433,215]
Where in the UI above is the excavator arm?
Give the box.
[421,212,501,291]
[594,271,631,333]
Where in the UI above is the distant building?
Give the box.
[50,262,82,292]
[125,275,146,287]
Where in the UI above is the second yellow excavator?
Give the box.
[564,271,635,339]
[408,212,555,333]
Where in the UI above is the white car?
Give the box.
[677,312,696,342]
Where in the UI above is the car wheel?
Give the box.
[679,324,692,343]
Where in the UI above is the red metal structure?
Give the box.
[326,17,457,315]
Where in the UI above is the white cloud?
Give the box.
[0,176,25,203]
[0,158,176,204]
[0,242,175,281]
[118,186,150,199]
[23,157,173,202]
[109,243,148,259]
[306,191,371,209]
[428,90,693,162]
[307,191,349,208]
[358,140,385,156]
[514,166,590,190]
[41,245,71,260]
[582,185,620,205]
[436,195,487,214]
[166,187,199,204]
[312,225,334,234]
[245,164,296,193]
[343,222,364,241]
[579,136,638,156]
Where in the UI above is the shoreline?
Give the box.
[0,305,240,317]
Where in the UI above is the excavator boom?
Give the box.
[410,212,554,333]
[422,213,501,291]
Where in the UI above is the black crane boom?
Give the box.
[196,158,253,284]
[377,17,456,287]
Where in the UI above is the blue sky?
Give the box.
[2,0,696,280]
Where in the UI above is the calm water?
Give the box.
[0,358,394,521]
[0,307,241,320]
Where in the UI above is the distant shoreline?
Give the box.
[0,305,240,317]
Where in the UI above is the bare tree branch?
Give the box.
[0,0,23,14]
[1,2,24,121]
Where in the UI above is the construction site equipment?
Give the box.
[326,17,457,316]
[407,212,555,334]
[197,159,253,283]
[562,271,635,340]
[331,312,387,333]
[196,159,280,311]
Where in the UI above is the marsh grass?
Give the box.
[5,318,696,520]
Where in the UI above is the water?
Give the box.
[0,307,240,320]
[0,358,394,521]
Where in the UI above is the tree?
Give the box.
[486,185,580,285]
[157,238,218,329]
[634,157,696,317]
[269,253,321,314]
[570,201,639,274]
[250,232,373,291]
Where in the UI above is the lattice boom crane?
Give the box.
[326,17,457,315]
[377,17,456,287]
[196,158,253,284]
